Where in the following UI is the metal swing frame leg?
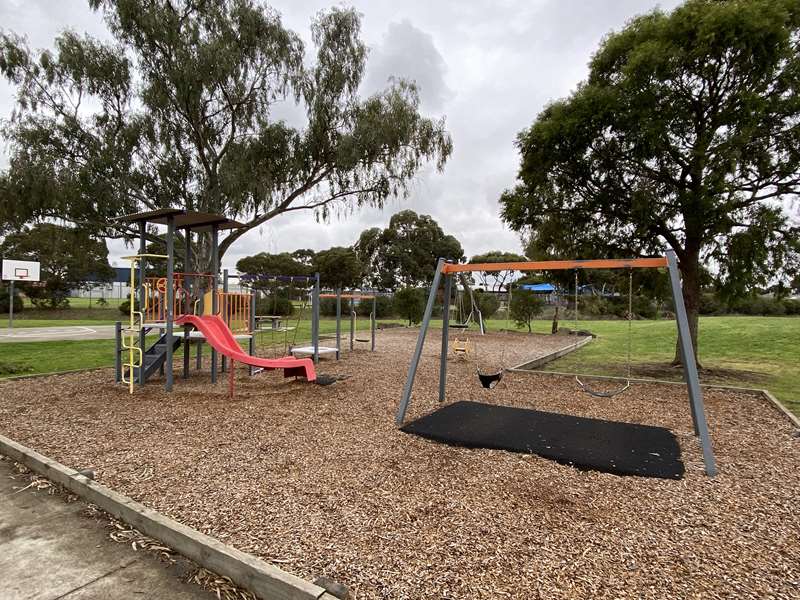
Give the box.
[396,258,446,426]
[666,250,717,477]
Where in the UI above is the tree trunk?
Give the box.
[672,250,702,368]
[551,304,559,335]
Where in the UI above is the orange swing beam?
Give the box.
[442,257,668,274]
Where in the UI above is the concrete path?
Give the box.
[0,458,214,600]
[0,326,118,343]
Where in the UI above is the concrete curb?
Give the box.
[508,369,800,429]
[508,335,593,371]
[0,434,337,600]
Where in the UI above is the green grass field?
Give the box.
[0,314,797,416]
[483,315,799,415]
[0,317,396,377]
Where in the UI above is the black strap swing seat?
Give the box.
[477,369,503,389]
[574,375,630,398]
[573,269,634,399]
[475,342,504,389]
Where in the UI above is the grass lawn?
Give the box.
[0,339,119,376]
[6,308,121,326]
[1,313,796,417]
[481,315,799,416]
[0,317,401,378]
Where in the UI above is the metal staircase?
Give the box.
[135,332,184,383]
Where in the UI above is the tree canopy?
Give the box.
[313,246,362,289]
[500,0,800,361]
[0,224,115,308]
[355,209,464,289]
[235,252,312,288]
[468,251,527,291]
[0,0,452,268]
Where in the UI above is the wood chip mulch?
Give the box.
[0,328,798,599]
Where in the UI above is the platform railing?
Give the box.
[217,291,252,333]
[144,272,215,322]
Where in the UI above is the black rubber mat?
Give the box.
[402,401,684,479]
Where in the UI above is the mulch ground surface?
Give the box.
[1,328,798,599]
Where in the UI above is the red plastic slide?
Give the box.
[175,314,316,382]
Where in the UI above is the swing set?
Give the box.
[396,251,717,478]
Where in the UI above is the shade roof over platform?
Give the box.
[116,209,246,231]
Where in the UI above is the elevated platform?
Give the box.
[143,323,252,340]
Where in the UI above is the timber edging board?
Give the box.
[0,434,337,600]
[507,370,800,430]
[508,335,593,371]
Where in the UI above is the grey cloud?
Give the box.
[1,0,685,267]
[363,20,451,111]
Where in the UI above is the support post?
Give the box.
[350,307,355,351]
[137,221,147,385]
[371,296,376,352]
[221,269,229,373]
[439,272,452,402]
[114,321,122,383]
[8,280,13,331]
[666,250,717,477]
[335,287,341,360]
[165,216,175,392]
[248,284,256,376]
[395,258,445,426]
[312,273,320,363]
[183,229,192,380]
[210,225,219,383]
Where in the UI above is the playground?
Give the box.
[1,213,798,597]
[0,327,797,598]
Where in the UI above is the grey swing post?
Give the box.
[396,252,717,477]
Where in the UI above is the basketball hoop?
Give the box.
[2,260,40,283]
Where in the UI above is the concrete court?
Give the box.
[0,458,214,600]
[0,326,118,343]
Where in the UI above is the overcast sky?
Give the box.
[0,0,683,270]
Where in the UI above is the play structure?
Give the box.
[113,209,316,394]
[396,252,717,478]
[241,273,328,361]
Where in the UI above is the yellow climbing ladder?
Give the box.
[121,254,167,394]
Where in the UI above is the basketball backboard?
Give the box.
[2,259,41,282]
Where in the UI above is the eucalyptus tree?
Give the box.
[355,210,464,289]
[501,0,800,363]
[0,0,452,268]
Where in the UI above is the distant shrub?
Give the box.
[783,299,800,315]
[119,294,140,316]
[319,297,353,317]
[373,295,394,318]
[699,292,724,315]
[510,289,544,332]
[730,295,787,316]
[256,293,294,317]
[474,290,500,319]
[0,287,24,314]
[394,287,426,325]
